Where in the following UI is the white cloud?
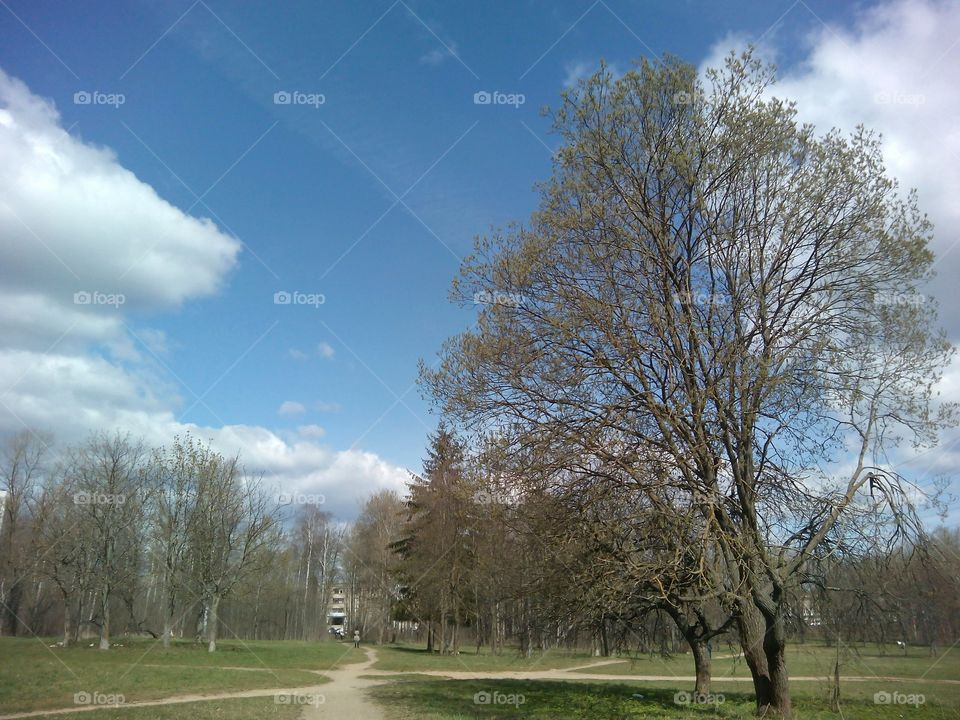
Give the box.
[297,424,326,439]
[702,0,960,523]
[277,400,306,416]
[0,70,239,312]
[317,341,335,359]
[420,41,459,66]
[702,1,960,335]
[0,68,409,520]
[289,348,308,361]
[564,59,623,89]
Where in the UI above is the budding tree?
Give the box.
[422,52,954,716]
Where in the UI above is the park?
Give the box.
[2,1,960,718]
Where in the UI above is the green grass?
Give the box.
[577,642,960,682]
[0,636,352,713]
[14,697,302,720]
[372,643,600,673]
[369,678,960,719]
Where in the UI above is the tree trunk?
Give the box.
[760,612,792,718]
[690,636,712,695]
[99,582,110,650]
[2,581,22,636]
[207,596,220,652]
[61,592,73,647]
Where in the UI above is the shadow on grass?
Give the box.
[370,678,756,719]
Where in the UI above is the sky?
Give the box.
[1,0,959,521]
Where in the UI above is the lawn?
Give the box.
[0,636,351,714]
[372,643,603,673]
[369,677,960,719]
[11,697,303,720]
[576,642,960,682]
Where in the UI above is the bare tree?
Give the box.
[67,432,147,649]
[422,51,955,716]
[188,453,277,652]
[0,431,49,636]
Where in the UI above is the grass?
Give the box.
[371,643,601,673]
[576,641,960,682]
[369,641,959,719]
[0,636,354,714]
[13,697,303,720]
[3,636,956,719]
[369,677,960,719]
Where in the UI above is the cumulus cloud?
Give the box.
[702,0,960,521]
[0,68,409,519]
[563,59,623,89]
[317,341,335,359]
[703,0,960,334]
[297,424,326,438]
[277,400,306,416]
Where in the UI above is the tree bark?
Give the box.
[207,595,220,652]
[690,636,712,695]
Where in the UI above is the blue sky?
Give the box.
[2,0,960,520]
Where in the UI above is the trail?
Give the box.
[298,647,387,720]
[2,647,955,720]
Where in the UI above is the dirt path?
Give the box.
[2,649,956,719]
[298,647,388,720]
[369,667,960,685]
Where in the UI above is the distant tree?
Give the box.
[187,453,277,652]
[347,490,405,644]
[0,431,48,636]
[394,425,473,654]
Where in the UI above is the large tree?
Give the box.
[422,51,954,716]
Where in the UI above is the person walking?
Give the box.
[353,629,360,648]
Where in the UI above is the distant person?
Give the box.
[353,629,360,648]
